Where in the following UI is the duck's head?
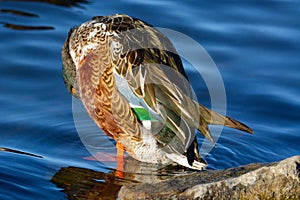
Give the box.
[62,27,80,99]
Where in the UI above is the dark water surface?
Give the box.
[1,0,300,199]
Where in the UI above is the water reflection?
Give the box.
[52,167,123,199]
[0,147,43,158]
[1,0,88,30]
[51,158,194,199]
[2,23,54,30]
[0,7,54,30]
[4,0,88,7]
[0,9,38,17]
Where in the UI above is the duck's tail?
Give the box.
[196,102,253,144]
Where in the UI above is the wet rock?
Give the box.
[119,156,300,199]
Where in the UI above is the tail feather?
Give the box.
[198,117,215,145]
[196,103,253,143]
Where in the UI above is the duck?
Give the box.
[62,14,253,170]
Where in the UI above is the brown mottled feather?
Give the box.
[77,45,142,143]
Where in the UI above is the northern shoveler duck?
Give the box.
[62,14,253,170]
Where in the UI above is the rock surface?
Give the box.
[119,156,300,199]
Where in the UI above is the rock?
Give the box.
[119,156,300,199]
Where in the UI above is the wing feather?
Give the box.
[105,14,252,146]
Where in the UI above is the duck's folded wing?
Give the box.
[107,15,253,148]
[106,16,198,153]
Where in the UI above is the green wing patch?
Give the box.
[132,107,155,121]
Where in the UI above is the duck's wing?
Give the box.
[104,14,253,145]
[99,14,196,155]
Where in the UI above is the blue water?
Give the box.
[1,0,300,199]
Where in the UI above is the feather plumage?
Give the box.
[62,14,253,170]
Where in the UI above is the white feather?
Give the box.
[166,153,207,170]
